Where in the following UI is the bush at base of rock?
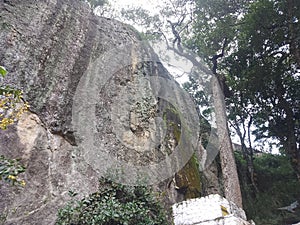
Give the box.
[56,177,168,225]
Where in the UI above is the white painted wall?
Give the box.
[172,194,254,225]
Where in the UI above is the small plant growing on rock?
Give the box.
[0,155,25,186]
[0,66,29,130]
[0,66,27,186]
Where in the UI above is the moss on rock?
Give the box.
[162,104,202,200]
[175,154,202,199]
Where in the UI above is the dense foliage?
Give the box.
[224,0,300,173]
[236,152,300,225]
[56,178,168,225]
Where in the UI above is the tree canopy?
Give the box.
[185,0,300,180]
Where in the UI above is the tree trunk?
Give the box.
[212,76,243,208]
[210,45,243,207]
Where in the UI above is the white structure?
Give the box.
[172,194,255,225]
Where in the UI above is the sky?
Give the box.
[111,0,161,12]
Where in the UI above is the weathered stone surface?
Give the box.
[0,0,202,224]
[0,112,99,224]
[0,0,141,144]
[0,0,142,224]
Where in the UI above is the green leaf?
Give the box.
[0,66,7,78]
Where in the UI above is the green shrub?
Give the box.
[56,177,168,225]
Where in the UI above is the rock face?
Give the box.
[0,0,139,141]
[0,111,99,224]
[0,1,202,224]
[0,1,134,224]
[0,0,134,224]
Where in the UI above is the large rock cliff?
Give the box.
[0,1,202,224]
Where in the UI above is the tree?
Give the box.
[190,0,300,182]
[224,0,300,181]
